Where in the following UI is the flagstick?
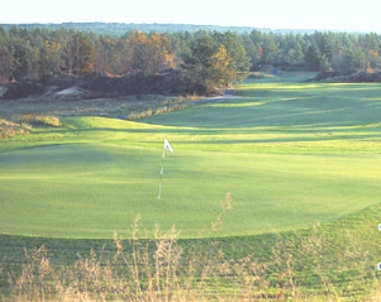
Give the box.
[158,148,165,199]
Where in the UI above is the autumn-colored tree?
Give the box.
[127,31,175,74]
[208,45,235,87]
[2,25,381,87]
[366,61,374,73]
[147,34,176,72]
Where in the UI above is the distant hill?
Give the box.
[0,22,321,36]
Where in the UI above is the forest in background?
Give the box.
[0,24,381,94]
[0,23,322,36]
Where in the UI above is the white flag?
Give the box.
[164,138,173,153]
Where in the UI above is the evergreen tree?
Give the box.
[39,40,62,79]
[319,54,330,72]
[261,34,278,65]
[12,39,28,80]
[343,47,356,72]
[212,31,251,81]
[182,35,236,93]
[284,42,304,64]
[305,42,322,71]
[63,32,94,75]
[0,29,13,82]
[243,39,260,71]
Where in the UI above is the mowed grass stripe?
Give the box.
[143,83,381,129]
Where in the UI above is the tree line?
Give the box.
[0,22,319,36]
[1,26,381,93]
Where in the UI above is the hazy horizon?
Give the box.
[2,0,380,33]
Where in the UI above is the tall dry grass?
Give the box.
[1,114,60,139]
[2,194,380,301]
[127,95,202,121]
[0,118,29,139]
[17,114,61,127]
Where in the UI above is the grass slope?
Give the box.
[1,198,380,298]
[2,75,381,299]
[1,142,380,238]
[1,76,381,239]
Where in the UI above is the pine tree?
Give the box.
[212,31,251,81]
[39,40,62,79]
[305,42,322,71]
[63,32,94,75]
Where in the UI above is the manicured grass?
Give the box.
[2,75,381,299]
[1,142,381,239]
[1,77,381,239]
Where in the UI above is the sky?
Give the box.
[2,0,379,33]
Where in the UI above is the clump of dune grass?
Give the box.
[0,118,29,138]
[17,114,61,127]
[126,95,202,121]
[127,103,192,120]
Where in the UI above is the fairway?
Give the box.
[1,76,381,239]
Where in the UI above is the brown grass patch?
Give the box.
[0,118,29,139]
[17,114,61,127]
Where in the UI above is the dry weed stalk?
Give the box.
[212,193,232,231]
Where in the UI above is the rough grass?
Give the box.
[0,93,203,121]
[1,201,381,300]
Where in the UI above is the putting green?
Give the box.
[1,142,380,238]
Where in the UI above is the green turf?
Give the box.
[1,76,381,239]
[2,143,381,238]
